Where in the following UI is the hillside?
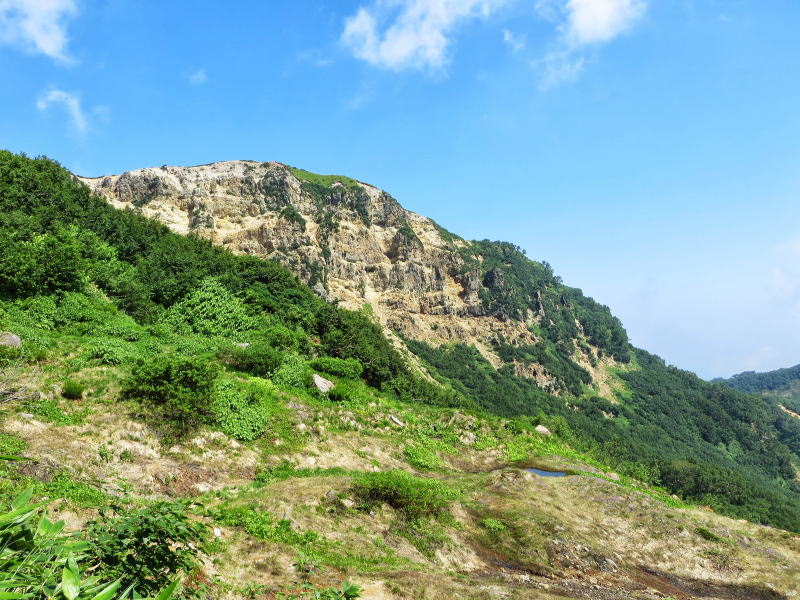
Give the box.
[78,157,800,529]
[719,365,800,404]
[1,150,799,599]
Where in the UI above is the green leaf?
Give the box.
[10,487,33,511]
[153,578,180,600]
[90,580,121,600]
[61,565,80,600]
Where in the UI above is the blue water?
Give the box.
[527,468,567,477]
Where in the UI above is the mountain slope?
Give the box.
[74,157,800,531]
[2,150,800,598]
[719,364,800,407]
[2,150,799,529]
[79,161,628,398]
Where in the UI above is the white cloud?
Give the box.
[187,68,208,85]
[341,0,509,71]
[533,0,646,87]
[501,28,524,52]
[563,0,646,47]
[0,0,77,62]
[36,89,87,132]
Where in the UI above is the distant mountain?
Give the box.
[717,363,800,412]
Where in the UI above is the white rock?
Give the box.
[535,424,551,436]
[0,332,21,348]
[607,472,620,481]
[460,431,477,445]
[312,374,335,394]
[389,415,405,427]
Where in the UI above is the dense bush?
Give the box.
[62,379,84,400]
[222,342,284,377]
[122,355,221,442]
[272,354,312,390]
[87,500,207,595]
[310,357,364,379]
[160,277,255,338]
[352,471,454,520]
[0,487,179,600]
[211,378,276,441]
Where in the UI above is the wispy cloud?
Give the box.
[535,0,646,88]
[501,28,524,52]
[186,68,208,85]
[0,0,78,63]
[341,0,509,71]
[36,89,87,132]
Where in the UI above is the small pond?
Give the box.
[527,468,567,477]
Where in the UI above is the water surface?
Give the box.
[527,468,567,477]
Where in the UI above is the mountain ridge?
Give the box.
[79,159,628,399]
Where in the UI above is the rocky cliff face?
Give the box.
[80,160,617,395]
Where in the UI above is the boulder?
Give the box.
[535,424,551,436]
[460,431,477,445]
[312,374,334,394]
[0,332,21,348]
[389,415,406,427]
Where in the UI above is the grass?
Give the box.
[288,167,362,189]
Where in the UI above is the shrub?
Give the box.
[86,339,134,365]
[122,355,221,442]
[352,471,454,520]
[403,444,443,471]
[310,357,363,380]
[62,379,84,400]
[87,500,208,596]
[0,487,183,600]
[272,354,312,390]
[211,378,276,441]
[160,277,255,338]
[223,342,284,377]
[213,505,317,545]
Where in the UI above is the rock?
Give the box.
[604,558,618,570]
[212,527,222,538]
[535,424,551,436]
[0,332,21,348]
[607,472,620,481]
[389,415,405,427]
[234,342,250,348]
[50,384,62,396]
[312,374,334,394]
[19,413,34,420]
[460,431,477,445]
[325,490,337,501]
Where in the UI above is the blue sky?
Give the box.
[2,0,800,378]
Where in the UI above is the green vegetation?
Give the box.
[87,501,207,595]
[2,149,800,597]
[62,379,84,400]
[123,355,221,443]
[0,487,182,600]
[352,470,454,521]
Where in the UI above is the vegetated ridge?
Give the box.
[1,151,799,599]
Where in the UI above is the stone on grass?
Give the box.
[389,415,405,427]
[0,332,21,348]
[312,374,335,394]
[535,424,551,436]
